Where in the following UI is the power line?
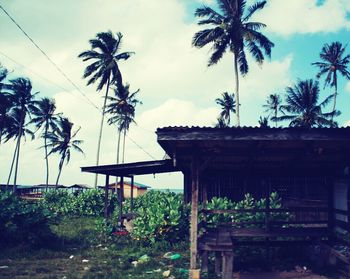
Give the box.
[126,134,157,160]
[0,49,70,92]
[0,2,100,111]
[0,3,157,160]
[0,49,103,108]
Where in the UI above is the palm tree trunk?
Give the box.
[55,156,65,188]
[116,129,122,164]
[115,129,122,189]
[6,140,18,190]
[331,72,338,122]
[13,111,25,193]
[275,109,278,128]
[122,128,126,163]
[94,77,111,188]
[233,52,240,127]
[44,123,49,190]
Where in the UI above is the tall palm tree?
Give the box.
[312,42,350,119]
[106,84,141,164]
[0,93,13,145]
[5,108,34,188]
[7,78,38,192]
[31,98,60,188]
[192,0,274,126]
[215,92,236,127]
[46,117,84,187]
[263,94,281,127]
[275,79,339,128]
[78,31,134,187]
[0,66,11,144]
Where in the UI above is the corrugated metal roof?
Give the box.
[157,126,350,132]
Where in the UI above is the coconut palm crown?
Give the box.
[215,92,236,126]
[312,41,350,115]
[275,79,340,128]
[263,94,282,127]
[192,0,274,126]
[46,117,84,187]
[106,84,141,164]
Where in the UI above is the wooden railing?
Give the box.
[199,207,330,230]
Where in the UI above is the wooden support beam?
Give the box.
[201,251,208,273]
[119,176,124,226]
[215,252,221,276]
[189,156,200,279]
[104,175,109,219]
[328,178,335,236]
[222,251,233,279]
[130,176,134,211]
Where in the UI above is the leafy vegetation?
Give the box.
[42,189,118,217]
[0,191,54,247]
[202,192,288,228]
[120,191,190,243]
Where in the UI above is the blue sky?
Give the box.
[1,0,350,188]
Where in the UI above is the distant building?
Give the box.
[107,181,150,198]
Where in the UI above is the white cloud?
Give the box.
[345,81,350,92]
[252,0,350,36]
[0,0,294,188]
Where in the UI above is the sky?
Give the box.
[0,0,350,189]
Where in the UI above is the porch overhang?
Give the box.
[156,127,350,176]
[81,159,182,177]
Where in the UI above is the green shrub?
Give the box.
[127,191,190,243]
[203,192,289,229]
[42,190,74,215]
[43,189,118,217]
[0,191,54,246]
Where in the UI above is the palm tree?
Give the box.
[5,108,34,188]
[7,78,38,192]
[312,42,350,119]
[106,84,141,164]
[215,92,236,127]
[0,66,11,144]
[0,93,13,145]
[258,116,269,128]
[46,117,84,187]
[275,79,339,128]
[31,98,60,188]
[192,0,274,126]
[263,94,281,127]
[78,31,134,187]
[215,117,228,128]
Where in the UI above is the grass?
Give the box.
[0,216,341,279]
[0,217,190,279]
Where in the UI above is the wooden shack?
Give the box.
[82,127,350,279]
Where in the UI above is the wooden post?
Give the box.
[265,179,271,261]
[131,176,134,211]
[265,179,271,231]
[190,156,200,279]
[201,178,209,273]
[215,252,222,275]
[104,175,109,219]
[328,178,335,238]
[222,251,234,279]
[119,176,124,226]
